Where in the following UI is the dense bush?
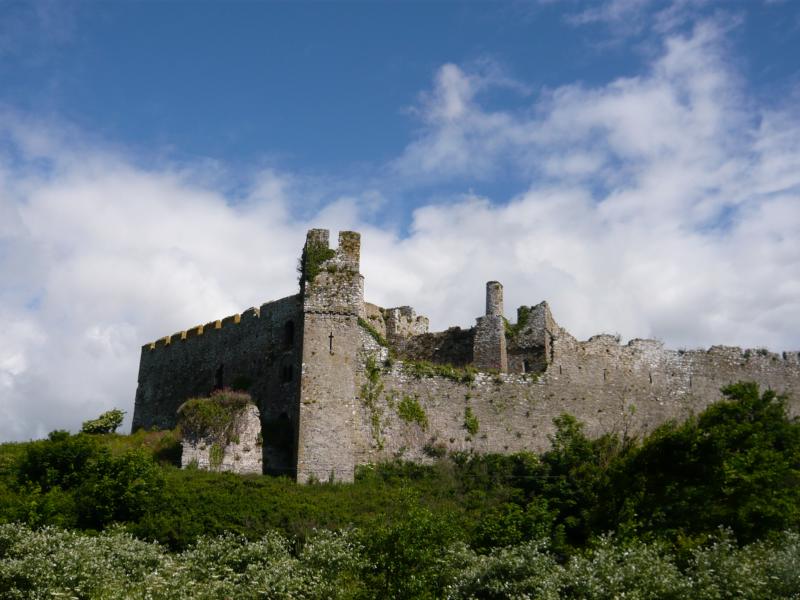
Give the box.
[616,382,800,542]
[81,408,125,434]
[10,431,164,530]
[1,523,798,599]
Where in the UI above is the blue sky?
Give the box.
[1,0,799,439]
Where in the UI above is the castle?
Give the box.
[132,229,800,482]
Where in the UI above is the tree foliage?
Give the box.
[81,409,125,434]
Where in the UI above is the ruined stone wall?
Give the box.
[181,404,263,474]
[393,328,475,366]
[363,303,389,339]
[351,335,800,470]
[507,302,557,374]
[385,306,429,342]
[132,295,302,477]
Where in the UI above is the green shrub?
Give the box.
[397,395,428,429]
[298,239,336,284]
[405,360,476,384]
[81,409,126,434]
[74,450,165,529]
[361,502,461,599]
[463,407,479,436]
[16,431,102,491]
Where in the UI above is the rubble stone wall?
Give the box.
[181,404,263,474]
[352,337,800,467]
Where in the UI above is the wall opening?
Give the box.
[523,359,531,374]
[263,411,294,477]
[283,320,295,349]
[214,364,224,391]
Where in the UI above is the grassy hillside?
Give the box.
[0,382,798,598]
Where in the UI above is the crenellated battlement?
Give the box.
[142,306,266,351]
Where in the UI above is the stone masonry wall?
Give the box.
[181,404,263,474]
[132,294,302,477]
[352,333,800,469]
[133,227,800,484]
[393,327,475,366]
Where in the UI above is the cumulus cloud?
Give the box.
[1,16,799,440]
[389,19,799,349]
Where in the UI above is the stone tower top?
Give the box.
[301,229,363,315]
[486,281,504,317]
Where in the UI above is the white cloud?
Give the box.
[384,17,800,349]
[1,16,799,441]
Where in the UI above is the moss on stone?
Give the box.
[464,406,479,435]
[177,390,253,447]
[358,317,389,347]
[504,305,532,338]
[397,395,428,430]
[360,356,385,449]
[299,240,336,285]
[404,360,476,384]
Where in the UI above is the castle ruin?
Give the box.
[132,229,800,482]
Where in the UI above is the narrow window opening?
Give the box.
[329,331,334,355]
[284,320,295,349]
[214,364,224,391]
[523,359,531,374]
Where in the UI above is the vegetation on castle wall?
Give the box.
[298,240,336,284]
[357,317,388,347]
[404,359,477,384]
[208,443,224,470]
[177,390,253,447]
[463,406,480,436]
[504,305,532,338]
[360,356,385,449]
[396,395,428,429]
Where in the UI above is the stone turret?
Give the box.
[473,281,508,372]
[296,230,363,483]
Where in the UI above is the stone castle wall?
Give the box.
[132,295,302,477]
[393,327,475,366]
[133,228,800,483]
[351,325,800,467]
